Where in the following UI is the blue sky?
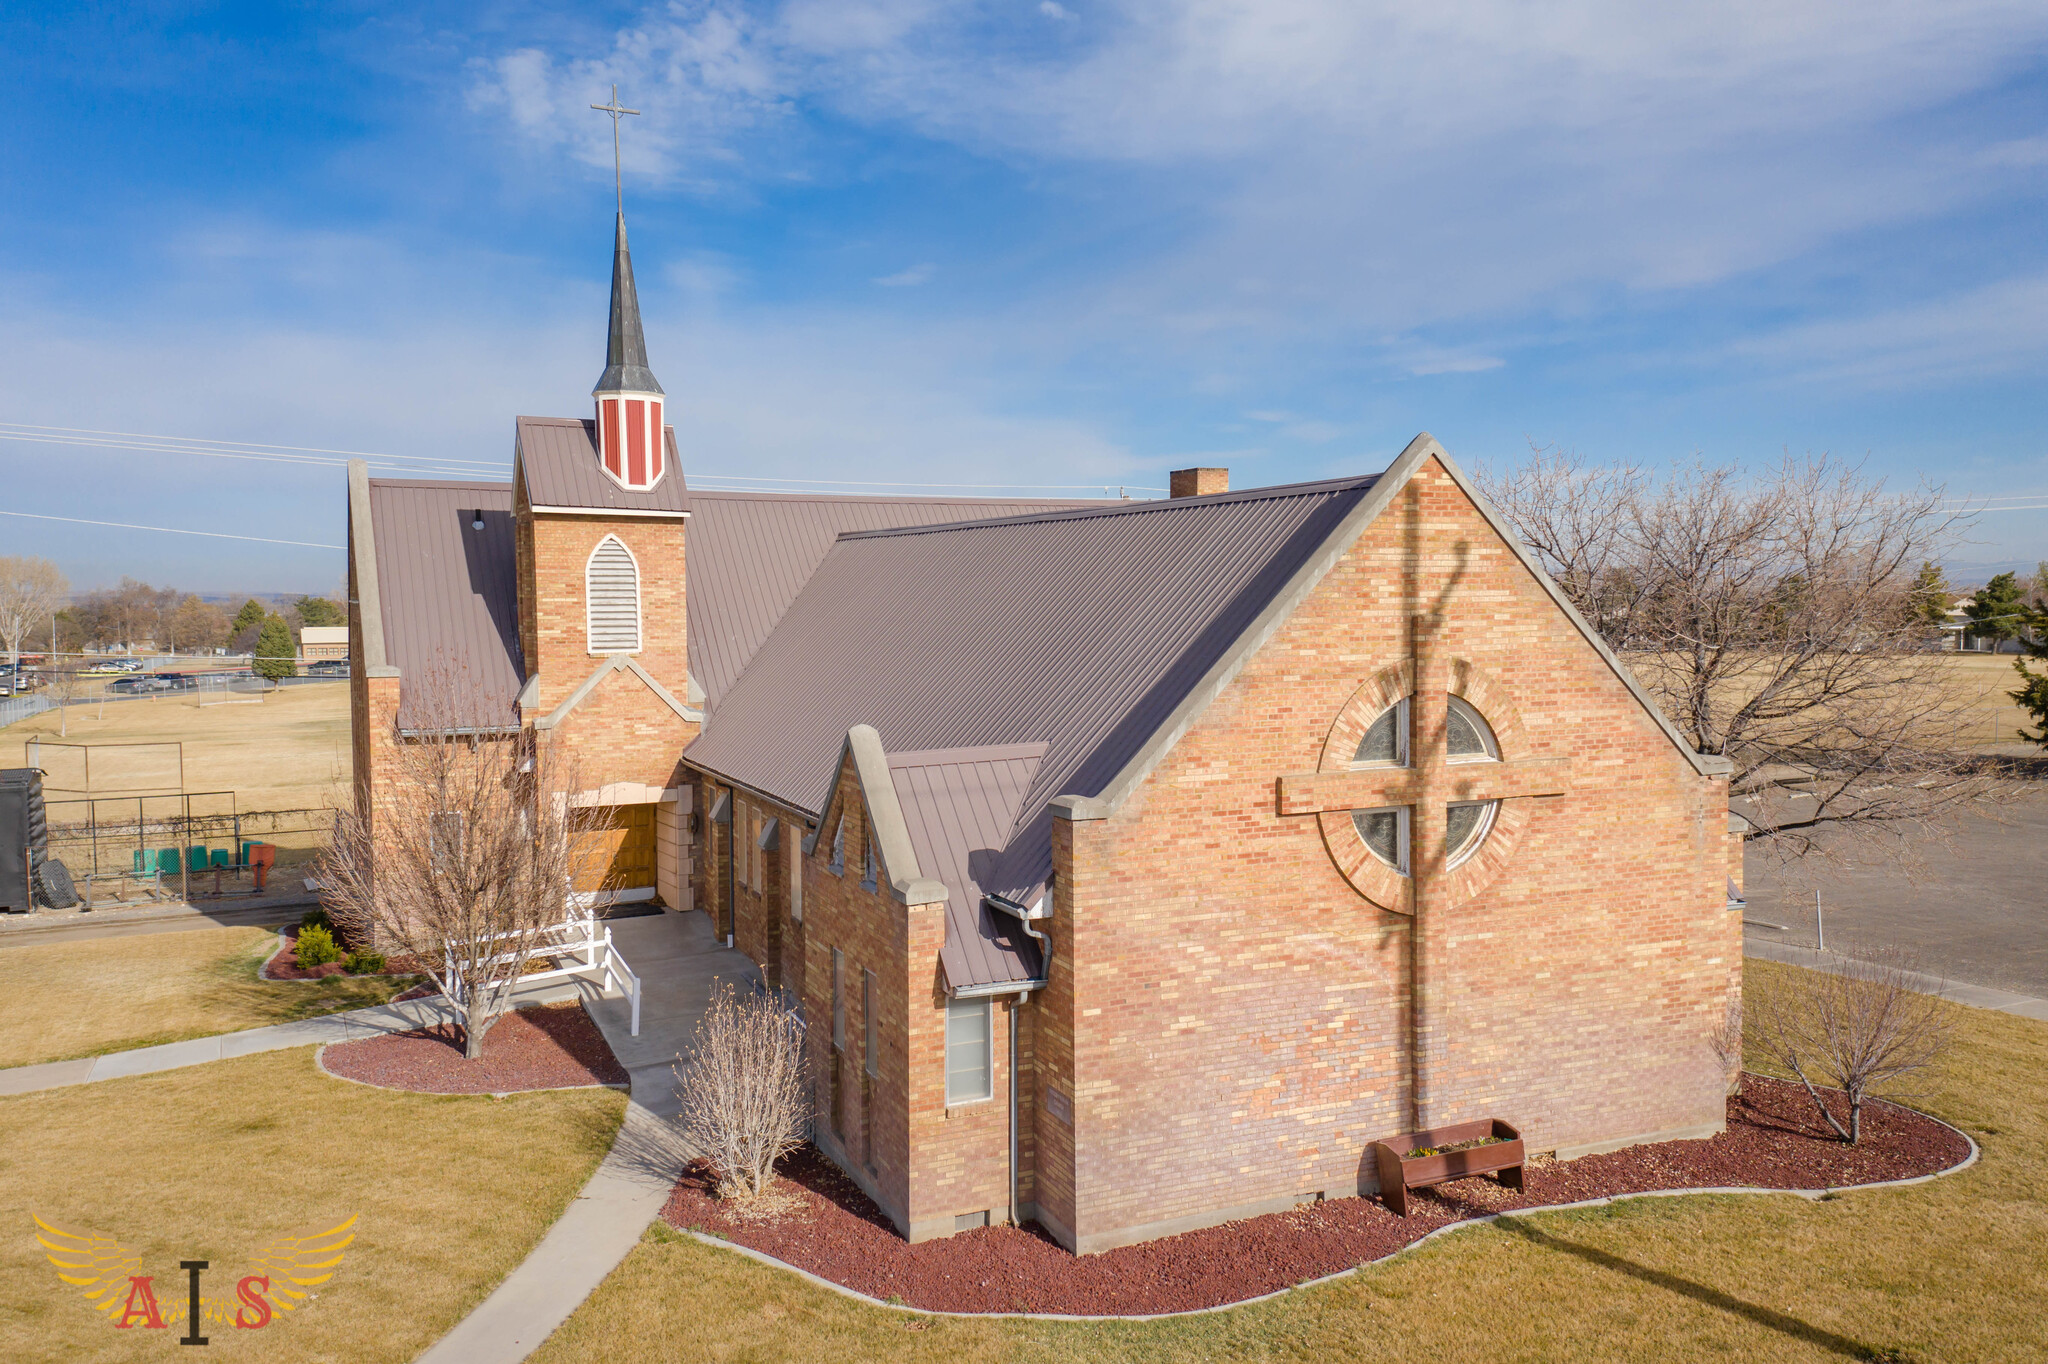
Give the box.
[1,0,2044,594]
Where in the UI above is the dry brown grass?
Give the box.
[4,682,348,812]
[0,1047,622,1363]
[0,927,417,1068]
[534,959,2046,1363]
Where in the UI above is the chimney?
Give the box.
[1170,467,1229,498]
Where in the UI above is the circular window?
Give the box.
[1445,799,1499,868]
[1446,695,1498,762]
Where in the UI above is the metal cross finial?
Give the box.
[589,83,641,215]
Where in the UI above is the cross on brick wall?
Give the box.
[1277,639,1570,1130]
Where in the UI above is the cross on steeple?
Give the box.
[589,84,641,216]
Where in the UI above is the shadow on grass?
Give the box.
[1495,1217,1911,1361]
[210,928,421,1023]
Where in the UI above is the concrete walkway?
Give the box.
[1745,939,2048,1022]
[0,977,585,1097]
[415,908,759,1364]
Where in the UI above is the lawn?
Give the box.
[3,681,348,813]
[533,960,2046,1363]
[0,927,417,1069]
[0,1047,623,1363]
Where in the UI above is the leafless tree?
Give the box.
[1706,996,1744,1095]
[674,983,812,1199]
[1478,446,2013,866]
[0,555,68,676]
[318,667,606,1059]
[1746,951,1956,1144]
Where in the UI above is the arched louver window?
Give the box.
[585,535,642,654]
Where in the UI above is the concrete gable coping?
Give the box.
[803,726,948,907]
[532,654,704,732]
[1054,433,1727,824]
[516,674,541,712]
[346,459,400,680]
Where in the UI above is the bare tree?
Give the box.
[1479,446,2010,865]
[0,555,68,676]
[675,983,811,1199]
[319,668,605,1059]
[1746,951,1956,1144]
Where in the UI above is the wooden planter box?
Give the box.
[1369,1118,1525,1216]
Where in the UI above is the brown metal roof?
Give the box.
[684,474,1380,902]
[515,416,689,513]
[888,744,1049,990]
[366,479,525,732]
[683,489,1117,708]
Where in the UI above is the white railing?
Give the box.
[442,912,642,1036]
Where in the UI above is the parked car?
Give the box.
[307,659,349,677]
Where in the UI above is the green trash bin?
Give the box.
[186,846,208,873]
[240,841,259,866]
[133,850,147,875]
[210,848,232,868]
[157,847,180,874]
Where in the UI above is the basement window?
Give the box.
[945,996,993,1106]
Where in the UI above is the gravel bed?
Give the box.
[319,1001,627,1093]
[659,1076,1970,1316]
[260,925,427,981]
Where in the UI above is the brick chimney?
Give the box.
[1169,467,1229,498]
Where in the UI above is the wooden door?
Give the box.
[572,804,657,893]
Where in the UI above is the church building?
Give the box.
[347,208,1743,1254]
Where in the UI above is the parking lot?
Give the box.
[1743,783,2048,998]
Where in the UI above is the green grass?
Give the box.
[533,959,2045,1363]
[0,927,421,1069]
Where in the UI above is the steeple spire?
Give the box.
[595,212,663,397]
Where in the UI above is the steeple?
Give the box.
[589,211,668,490]
[594,212,663,397]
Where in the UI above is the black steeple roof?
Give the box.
[593,212,663,396]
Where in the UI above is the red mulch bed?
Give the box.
[319,1001,627,1094]
[659,1076,1970,1316]
[260,926,429,981]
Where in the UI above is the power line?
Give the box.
[689,474,1162,493]
[0,509,341,550]
[0,421,505,467]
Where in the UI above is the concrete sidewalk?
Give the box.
[1746,939,2048,1022]
[415,907,759,1364]
[0,978,588,1097]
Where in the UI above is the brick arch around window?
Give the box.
[1314,657,1534,914]
[585,534,643,655]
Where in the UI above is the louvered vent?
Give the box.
[586,536,641,654]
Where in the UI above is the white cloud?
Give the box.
[1728,272,2048,387]
[463,0,2048,350]
[1039,1,1074,18]
[873,262,936,286]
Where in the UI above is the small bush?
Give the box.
[295,924,343,969]
[300,907,333,933]
[343,948,386,975]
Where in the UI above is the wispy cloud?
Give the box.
[1729,272,2048,387]
[874,262,936,287]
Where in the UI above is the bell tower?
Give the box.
[592,212,666,490]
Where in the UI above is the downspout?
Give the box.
[987,892,1053,1230]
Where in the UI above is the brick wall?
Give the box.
[1050,457,1736,1252]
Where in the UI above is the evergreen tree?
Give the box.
[1964,572,2027,650]
[1907,561,1951,629]
[292,595,345,628]
[231,598,267,637]
[252,614,297,682]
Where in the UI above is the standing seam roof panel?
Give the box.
[684,476,1377,903]
[366,480,525,731]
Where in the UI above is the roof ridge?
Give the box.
[366,478,514,491]
[887,742,1050,769]
[686,489,1118,507]
[837,473,1381,542]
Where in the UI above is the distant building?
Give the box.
[299,626,349,663]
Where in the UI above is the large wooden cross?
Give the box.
[1277,649,1568,1128]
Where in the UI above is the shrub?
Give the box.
[300,907,333,933]
[343,948,386,975]
[674,984,811,1199]
[295,923,343,969]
